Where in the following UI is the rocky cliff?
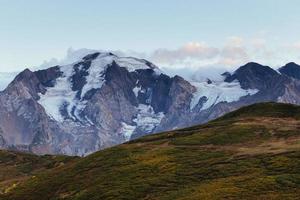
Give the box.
[1,52,300,155]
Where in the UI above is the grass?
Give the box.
[0,150,78,195]
[0,102,300,199]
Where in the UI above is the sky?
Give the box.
[1,0,300,73]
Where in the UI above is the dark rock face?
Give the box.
[157,75,195,130]
[279,62,300,80]
[191,62,300,126]
[35,66,62,87]
[225,62,284,90]
[1,55,300,156]
[0,53,195,155]
[0,70,50,152]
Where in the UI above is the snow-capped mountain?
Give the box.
[1,52,300,156]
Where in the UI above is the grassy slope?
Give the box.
[2,102,300,200]
[0,150,77,195]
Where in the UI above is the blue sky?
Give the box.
[1,0,300,72]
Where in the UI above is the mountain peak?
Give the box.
[2,56,300,157]
[237,62,278,75]
[82,52,101,61]
[286,61,299,66]
[224,62,281,90]
[279,62,300,80]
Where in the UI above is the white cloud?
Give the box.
[250,38,266,49]
[149,42,219,65]
[36,36,300,82]
[3,35,300,90]
[226,36,244,47]
[39,48,99,69]
[147,37,250,72]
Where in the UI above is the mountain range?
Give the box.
[1,51,300,155]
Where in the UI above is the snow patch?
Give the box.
[116,57,151,72]
[120,122,136,141]
[38,64,77,122]
[133,86,141,97]
[190,80,259,111]
[80,54,112,99]
[120,104,165,140]
[133,104,164,133]
[38,52,159,122]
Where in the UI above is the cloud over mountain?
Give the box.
[36,36,300,83]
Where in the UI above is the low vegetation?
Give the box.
[0,150,77,195]
[1,102,300,199]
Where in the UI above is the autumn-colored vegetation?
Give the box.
[1,102,300,200]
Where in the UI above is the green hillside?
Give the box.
[0,150,77,196]
[1,102,300,200]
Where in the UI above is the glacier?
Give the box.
[190,80,259,110]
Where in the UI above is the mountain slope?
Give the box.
[2,102,300,200]
[279,62,300,80]
[0,150,76,195]
[0,52,194,156]
[1,51,300,156]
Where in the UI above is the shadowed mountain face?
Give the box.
[1,102,300,199]
[225,62,284,90]
[1,51,300,156]
[279,62,300,80]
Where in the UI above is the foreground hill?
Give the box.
[0,150,76,195]
[2,50,300,156]
[1,102,300,199]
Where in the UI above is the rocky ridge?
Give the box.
[0,52,300,155]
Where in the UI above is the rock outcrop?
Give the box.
[1,52,300,156]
